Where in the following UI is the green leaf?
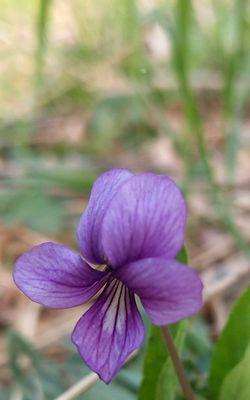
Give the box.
[138,325,167,400]
[219,344,250,400]
[183,318,212,397]
[8,330,41,379]
[176,246,188,264]
[0,189,64,234]
[7,330,45,399]
[156,321,187,400]
[138,247,188,400]
[209,285,250,399]
[30,167,98,192]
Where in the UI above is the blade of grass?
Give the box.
[18,0,52,147]
[34,0,51,92]
[222,0,248,118]
[222,0,249,181]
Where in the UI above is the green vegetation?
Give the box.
[0,1,249,399]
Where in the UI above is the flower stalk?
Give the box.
[161,326,195,400]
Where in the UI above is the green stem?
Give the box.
[161,326,195,400]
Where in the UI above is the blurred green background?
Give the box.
[0,0,249,399]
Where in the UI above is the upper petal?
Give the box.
[101,173,186,267]
[77,168,134,264]
[13,242,108,308]
[72,276,144,383]
[115,257,203,325]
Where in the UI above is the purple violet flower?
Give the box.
[13,169,203,383]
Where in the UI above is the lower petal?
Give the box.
[71,277,144,383]
[115,258,203,325]
[13,242,108,308]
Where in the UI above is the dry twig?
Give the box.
[54,373,98,400]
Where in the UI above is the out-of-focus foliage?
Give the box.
[209,286,250,399]
[1,0,249,247]
[219,344,250,400]
[1,0,249,258]
[0,0,249,399]
[4,330,144,400]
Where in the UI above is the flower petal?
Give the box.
[72,277,144,383]
[77,168,134,264]
[13,242,108,308]
[115,257,203,325]
[101,173,187,267]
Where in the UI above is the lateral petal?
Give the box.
[115,257,203,325]
[13,242,108,308]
